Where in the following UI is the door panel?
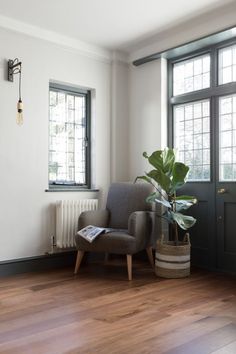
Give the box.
[179,183,216,269]
[224,203,236,253]
[216,184,236,271]
[216,93,236,272]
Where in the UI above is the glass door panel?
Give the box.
[219,94,236,181]
[173,99,211,181]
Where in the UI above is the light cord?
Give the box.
[19,67,22,100]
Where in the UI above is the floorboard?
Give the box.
[0,259,235,354]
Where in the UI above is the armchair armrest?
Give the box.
[128,211,152,250]
[78,209,109,229]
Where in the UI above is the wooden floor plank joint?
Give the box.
[0,262,236,354]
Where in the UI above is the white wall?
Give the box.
[128,58,167,180]
[111,56,129,182]
[0,28,111,261]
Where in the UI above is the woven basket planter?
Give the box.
[155,234,191,278]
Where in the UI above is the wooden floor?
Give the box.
[0,259,236,354]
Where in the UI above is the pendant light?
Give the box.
[8,58,23,125]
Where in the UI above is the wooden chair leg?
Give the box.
[146,246,154,268]
[127,254,132,281]
[74,250,85,274]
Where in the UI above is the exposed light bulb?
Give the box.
[16,99,23,126]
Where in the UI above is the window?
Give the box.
[174,99,210,181]
[219,94,236,181]
[169,40,236,182]
[173,54,210,96]
[218,44,236,85]
[49,84,91,189]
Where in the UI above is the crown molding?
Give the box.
[0,14,111,63]
[111,50,129,65]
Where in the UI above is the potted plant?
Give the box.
[136,148,197,278]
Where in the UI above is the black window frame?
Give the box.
[48,82,91,191]
[168,38,236,183]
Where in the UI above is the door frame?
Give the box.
[168,38,236,271]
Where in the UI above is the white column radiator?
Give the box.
[55,199,98,248]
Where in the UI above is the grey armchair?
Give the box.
[74,182,154,280]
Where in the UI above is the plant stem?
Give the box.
[172,192,179,245]
[174,222,179,246]
[172,192,176,212]
[147,177,168,201]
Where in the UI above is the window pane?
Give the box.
[174,99,210,182]
[173,54,211,96]
[49,88,88,185]
[218,44,236,85]
[219,94,236,181]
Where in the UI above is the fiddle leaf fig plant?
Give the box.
[135,148,197,244]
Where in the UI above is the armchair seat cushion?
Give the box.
[75,230,138,254]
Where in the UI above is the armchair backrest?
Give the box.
[106,182,153,229]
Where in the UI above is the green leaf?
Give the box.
[170,211,196,230]
[148,150,163,170]
[146,192,158,203]
[162,148,175,175]
[147,169,171,193]
[155,198,171,209]
[175,195,196,201]
[134,175,152,184]
[162,210,174,223]
[174,198,197,212]
[143,148,176,177]
[171,162,189,193]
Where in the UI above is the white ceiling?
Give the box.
[0,0,233,52]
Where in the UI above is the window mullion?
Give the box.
[171,89,212,105]
[211,47,218,88]
[171,83,236,106]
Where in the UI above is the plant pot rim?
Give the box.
[157,240,190,247]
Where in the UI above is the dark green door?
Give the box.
[169,41,236,273]
[216,94,236,272]
[172,98,217,269]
